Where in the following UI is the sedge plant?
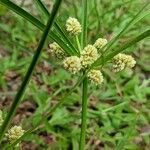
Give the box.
[0,0,150,149]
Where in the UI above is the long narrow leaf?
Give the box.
[34,0,78,55]
[0,0,62,143]
[0,0,76,56]
[35,0,78,53]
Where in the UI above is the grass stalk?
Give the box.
[76,36,81,52]
[80,0,88,149]
[79,77,88,150]
[0,0,62,143]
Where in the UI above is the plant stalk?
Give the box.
[79,76,88,150]
[0,0,62,143]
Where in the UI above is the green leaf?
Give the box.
[0,0,62,143]
[0,0,76,56]
[34,0,78,55]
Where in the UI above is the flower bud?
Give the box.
[63,56,81,74]
[81,45,98,67]
[6,125,25,143]
[66,17,82,36]
[49,42,66,59]
[94,38,107,49]
[88,70,104,85]
[112,53,136,72]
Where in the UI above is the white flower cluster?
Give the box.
[48,16,136,86]
[49,42,66,59]
[94,38,107,49]
[112,53,136,72]
[63,56,82,74]
[66,17,82,36]
[88,70,104,85]
[63,45,99,74]
[6,125,25,143]
[0,110,3,126]
[80,45,99,67]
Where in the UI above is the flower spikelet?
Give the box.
[6,126,25,143]
[66,17,82,36]
[81,45,98,67]
[88,70,104,85]
[112,53,136,72]
[125,55,136,68]
[94,38,107,49]
[0,110,3,126]
[63,56,81,74]
[49,42,65,59]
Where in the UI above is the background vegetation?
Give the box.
[0,0,150,149]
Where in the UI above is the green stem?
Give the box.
[0,0,62,143]
[81,0,88,49]
[76,36,81,53]
[79,76,88,150]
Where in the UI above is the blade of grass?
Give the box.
[93,29,150,67]
[0,0,62,143]
[5,74,86,148]
[79,0,88,150]
[34,0,78,54]
[0,0,76,56]
[79,76,88,150]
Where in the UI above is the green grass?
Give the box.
[0,0,150,149]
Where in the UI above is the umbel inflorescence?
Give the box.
[48,17,136,85]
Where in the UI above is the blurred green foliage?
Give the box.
[0,0,150,149]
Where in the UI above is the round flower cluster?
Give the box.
[6,125,25,143]
[49,42,66,59]
[48,16,136,86]
[63,56,82,74]
[94,38,107,49]
[80,45,99,67]
[0,110,3,126]
[112,53,136,72]
[88,70,104,85]
[66,17,82,36]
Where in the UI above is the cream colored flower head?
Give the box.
[88,70,104,85]
[94,38,107,49]
[81,45,99,67]
[66,17,82,36]
[63,56,82,74]
[49,42,66,59]
[112,53,136,72]
[0,110,3,126]
[6,125,25,143]
[125,55,136,68]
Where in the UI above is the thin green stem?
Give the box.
[81,0,88,49]
[76,36,81,53]
[79,0,88,149]
[79,77,88,150]
[0,0,62,143]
